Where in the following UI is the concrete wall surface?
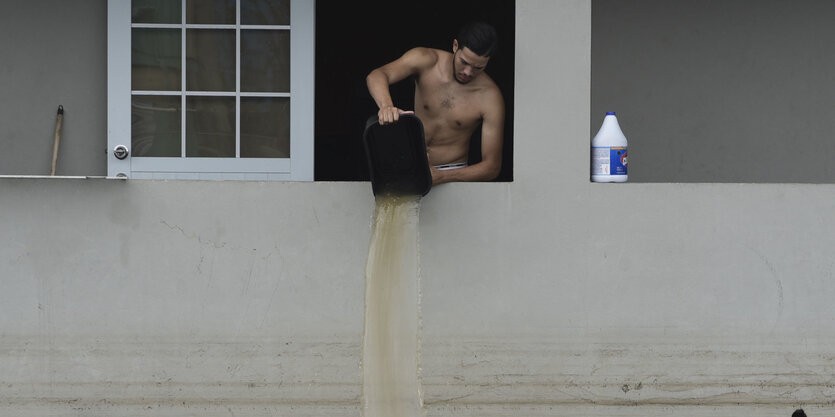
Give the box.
[3,179,834,417]
[1,1,834,417]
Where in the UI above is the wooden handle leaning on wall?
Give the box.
[51,105,63,176]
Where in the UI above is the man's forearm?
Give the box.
[367,69,407,125]
[366,70,394,109]
[432,160,501,185]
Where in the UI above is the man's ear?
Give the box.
[452,39,459,53]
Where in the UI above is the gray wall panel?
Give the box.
[0,0,107,176]
[592,0,835,182]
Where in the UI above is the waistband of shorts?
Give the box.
[433,162,468,170]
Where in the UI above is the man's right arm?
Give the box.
[366,48,437,125]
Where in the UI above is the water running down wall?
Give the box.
[363,195,424,417]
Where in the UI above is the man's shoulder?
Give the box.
[476,74,503,99]
[473,75,504,116]
[411,47,449,57]
[404,47,446,68]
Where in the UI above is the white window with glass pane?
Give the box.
[108,0,313,180]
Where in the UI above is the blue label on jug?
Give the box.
[610,147,627,175]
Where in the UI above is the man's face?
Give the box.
[452,40,490,84]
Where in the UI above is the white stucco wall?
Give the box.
[1,2,833,416]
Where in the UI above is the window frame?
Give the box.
[107,0,314,181]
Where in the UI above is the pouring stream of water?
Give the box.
[362,194,424,417]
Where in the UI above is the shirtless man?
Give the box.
[366,22,505,185]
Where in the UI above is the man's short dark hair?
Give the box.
[792,409,807,417]
[456,22,498,58]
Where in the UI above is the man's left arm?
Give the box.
[431,89,505,185]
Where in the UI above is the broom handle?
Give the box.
[50,105,63,176]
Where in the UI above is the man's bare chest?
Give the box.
[415,78,482,130]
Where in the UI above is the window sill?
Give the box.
[0,175,126,180]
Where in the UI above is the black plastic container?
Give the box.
[362,113,432,196]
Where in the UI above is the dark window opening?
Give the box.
[315,0,515,182]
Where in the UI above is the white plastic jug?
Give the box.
[591,112,628,183]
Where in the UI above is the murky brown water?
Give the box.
[362,194,424,417]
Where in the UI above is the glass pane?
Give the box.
[186,0,235,24]
[241,97,290,158]
[132,95,182,157]
[241,30,290,92]
[186,96,235,157]
[186,29,235,91]
[132,0,181,24]
[241,0,290,25]
[132,29,182,91]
